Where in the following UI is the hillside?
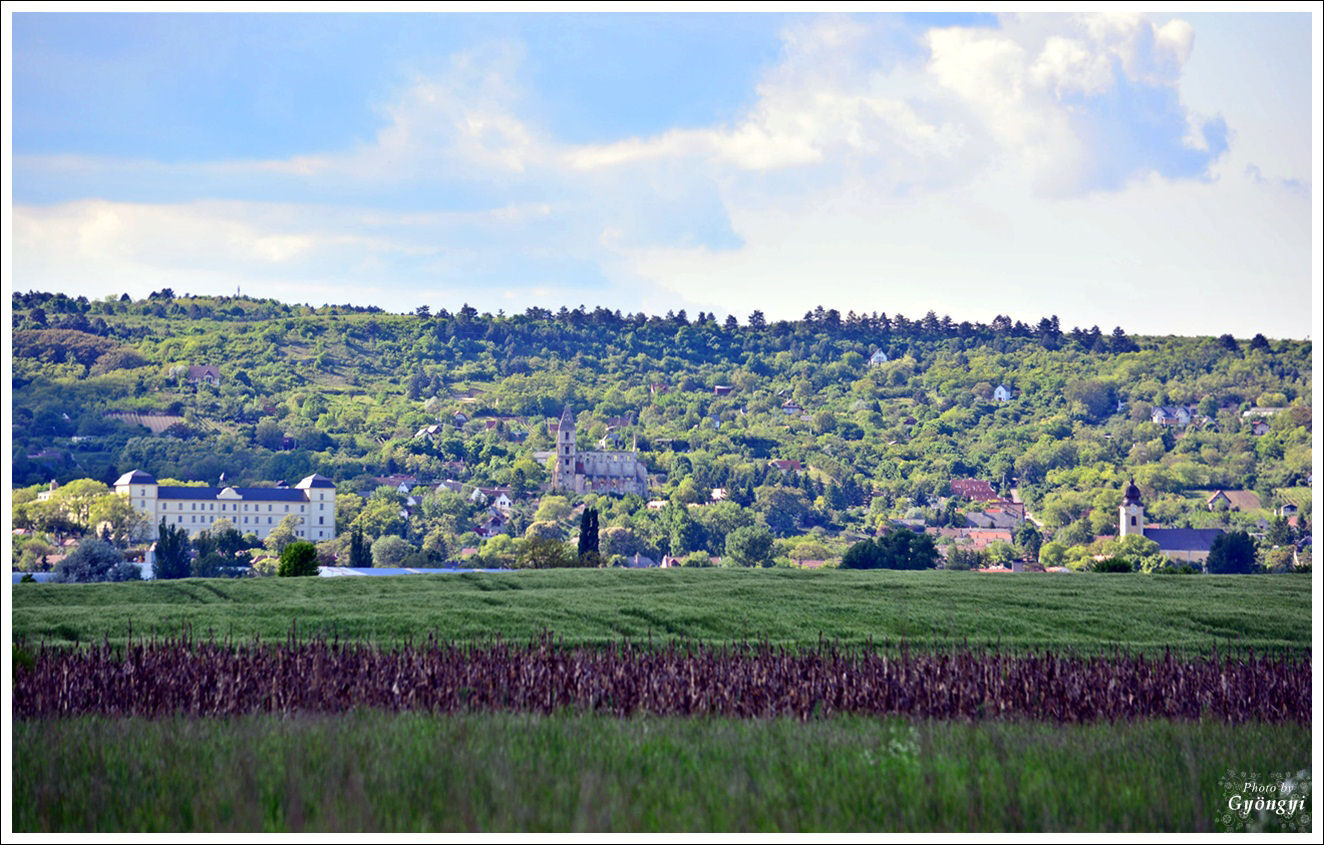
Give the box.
[9,290,1312,565]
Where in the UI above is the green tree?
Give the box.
[263,514,303,554]
[534,495,572,523]
[348,525,370,567]
[841,531,938,570]
[89,493,150,547]
[371,535,416,567]
[788,538,830,563]
[519,536,577,569]
[725,525,774,567]
[1207,530,1256,574]
[53,539,140,583]
[277,541,320,577]
[1015,524,1042,562]
[191,521,252,577]
[577,507,600,560]
[753,486,811,537]
[154,519,192,580]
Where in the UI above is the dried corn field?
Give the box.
[13,634,1309,723]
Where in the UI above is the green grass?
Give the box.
[12,713,1309,832]
[11,569,1311,654]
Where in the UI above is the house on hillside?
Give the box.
[993,384,1013,402]
[869,350,889,366]
[1250,419,1272,436]
[713,385,732,396]
[949,478,998,503]
[964,511,1020,531]
[781,400,802,416]
[1206,489,1262,512]
[476,512,507,539]
[375,474,418,494]
[471,487,514,512]
[768,459,803,473]
[187,365,221,386]
[414,424,445,440]
[1151,405,1194,427]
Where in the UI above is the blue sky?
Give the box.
[8,10,1317,337]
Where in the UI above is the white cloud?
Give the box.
[10,14,1308,337]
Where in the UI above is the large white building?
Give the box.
[114,469,336,542]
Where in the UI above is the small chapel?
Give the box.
[1118,479,1224,568]
[551,405,649,496]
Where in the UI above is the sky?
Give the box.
[6,9,1319,338]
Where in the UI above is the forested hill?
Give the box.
[10,289,1312,540]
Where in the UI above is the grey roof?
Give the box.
[114,469,156,485]
[965,512,1019,530]
[156,486,310,502]
[1144,528,1224,553]
[559,404,576,429]
[296,473,335,489]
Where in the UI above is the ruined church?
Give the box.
[551,405,649,496]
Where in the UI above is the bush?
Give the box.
[277,541,320,577]
[841,531,939,570]
[681,551,714,568]
[1091,557,1135,573]
[53,539,139,583]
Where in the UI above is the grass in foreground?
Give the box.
[12,713,1309,832]
[10,568,1312,654]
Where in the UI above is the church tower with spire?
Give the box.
[554,404,577,490]
[1119,478,1145,537]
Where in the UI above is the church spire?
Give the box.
[559,404,575,430]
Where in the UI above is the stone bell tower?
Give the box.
[553,405,577,491]
[1119,478,1145,538]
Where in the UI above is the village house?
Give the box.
[414,423,445,440]
[949,478,999,503]
[114,469,336,542]
[1205,489,1263,512]
[187,365,221,387]
[1150,405,1195,427]
[470,486,514,512]
[964,511,1020,531]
